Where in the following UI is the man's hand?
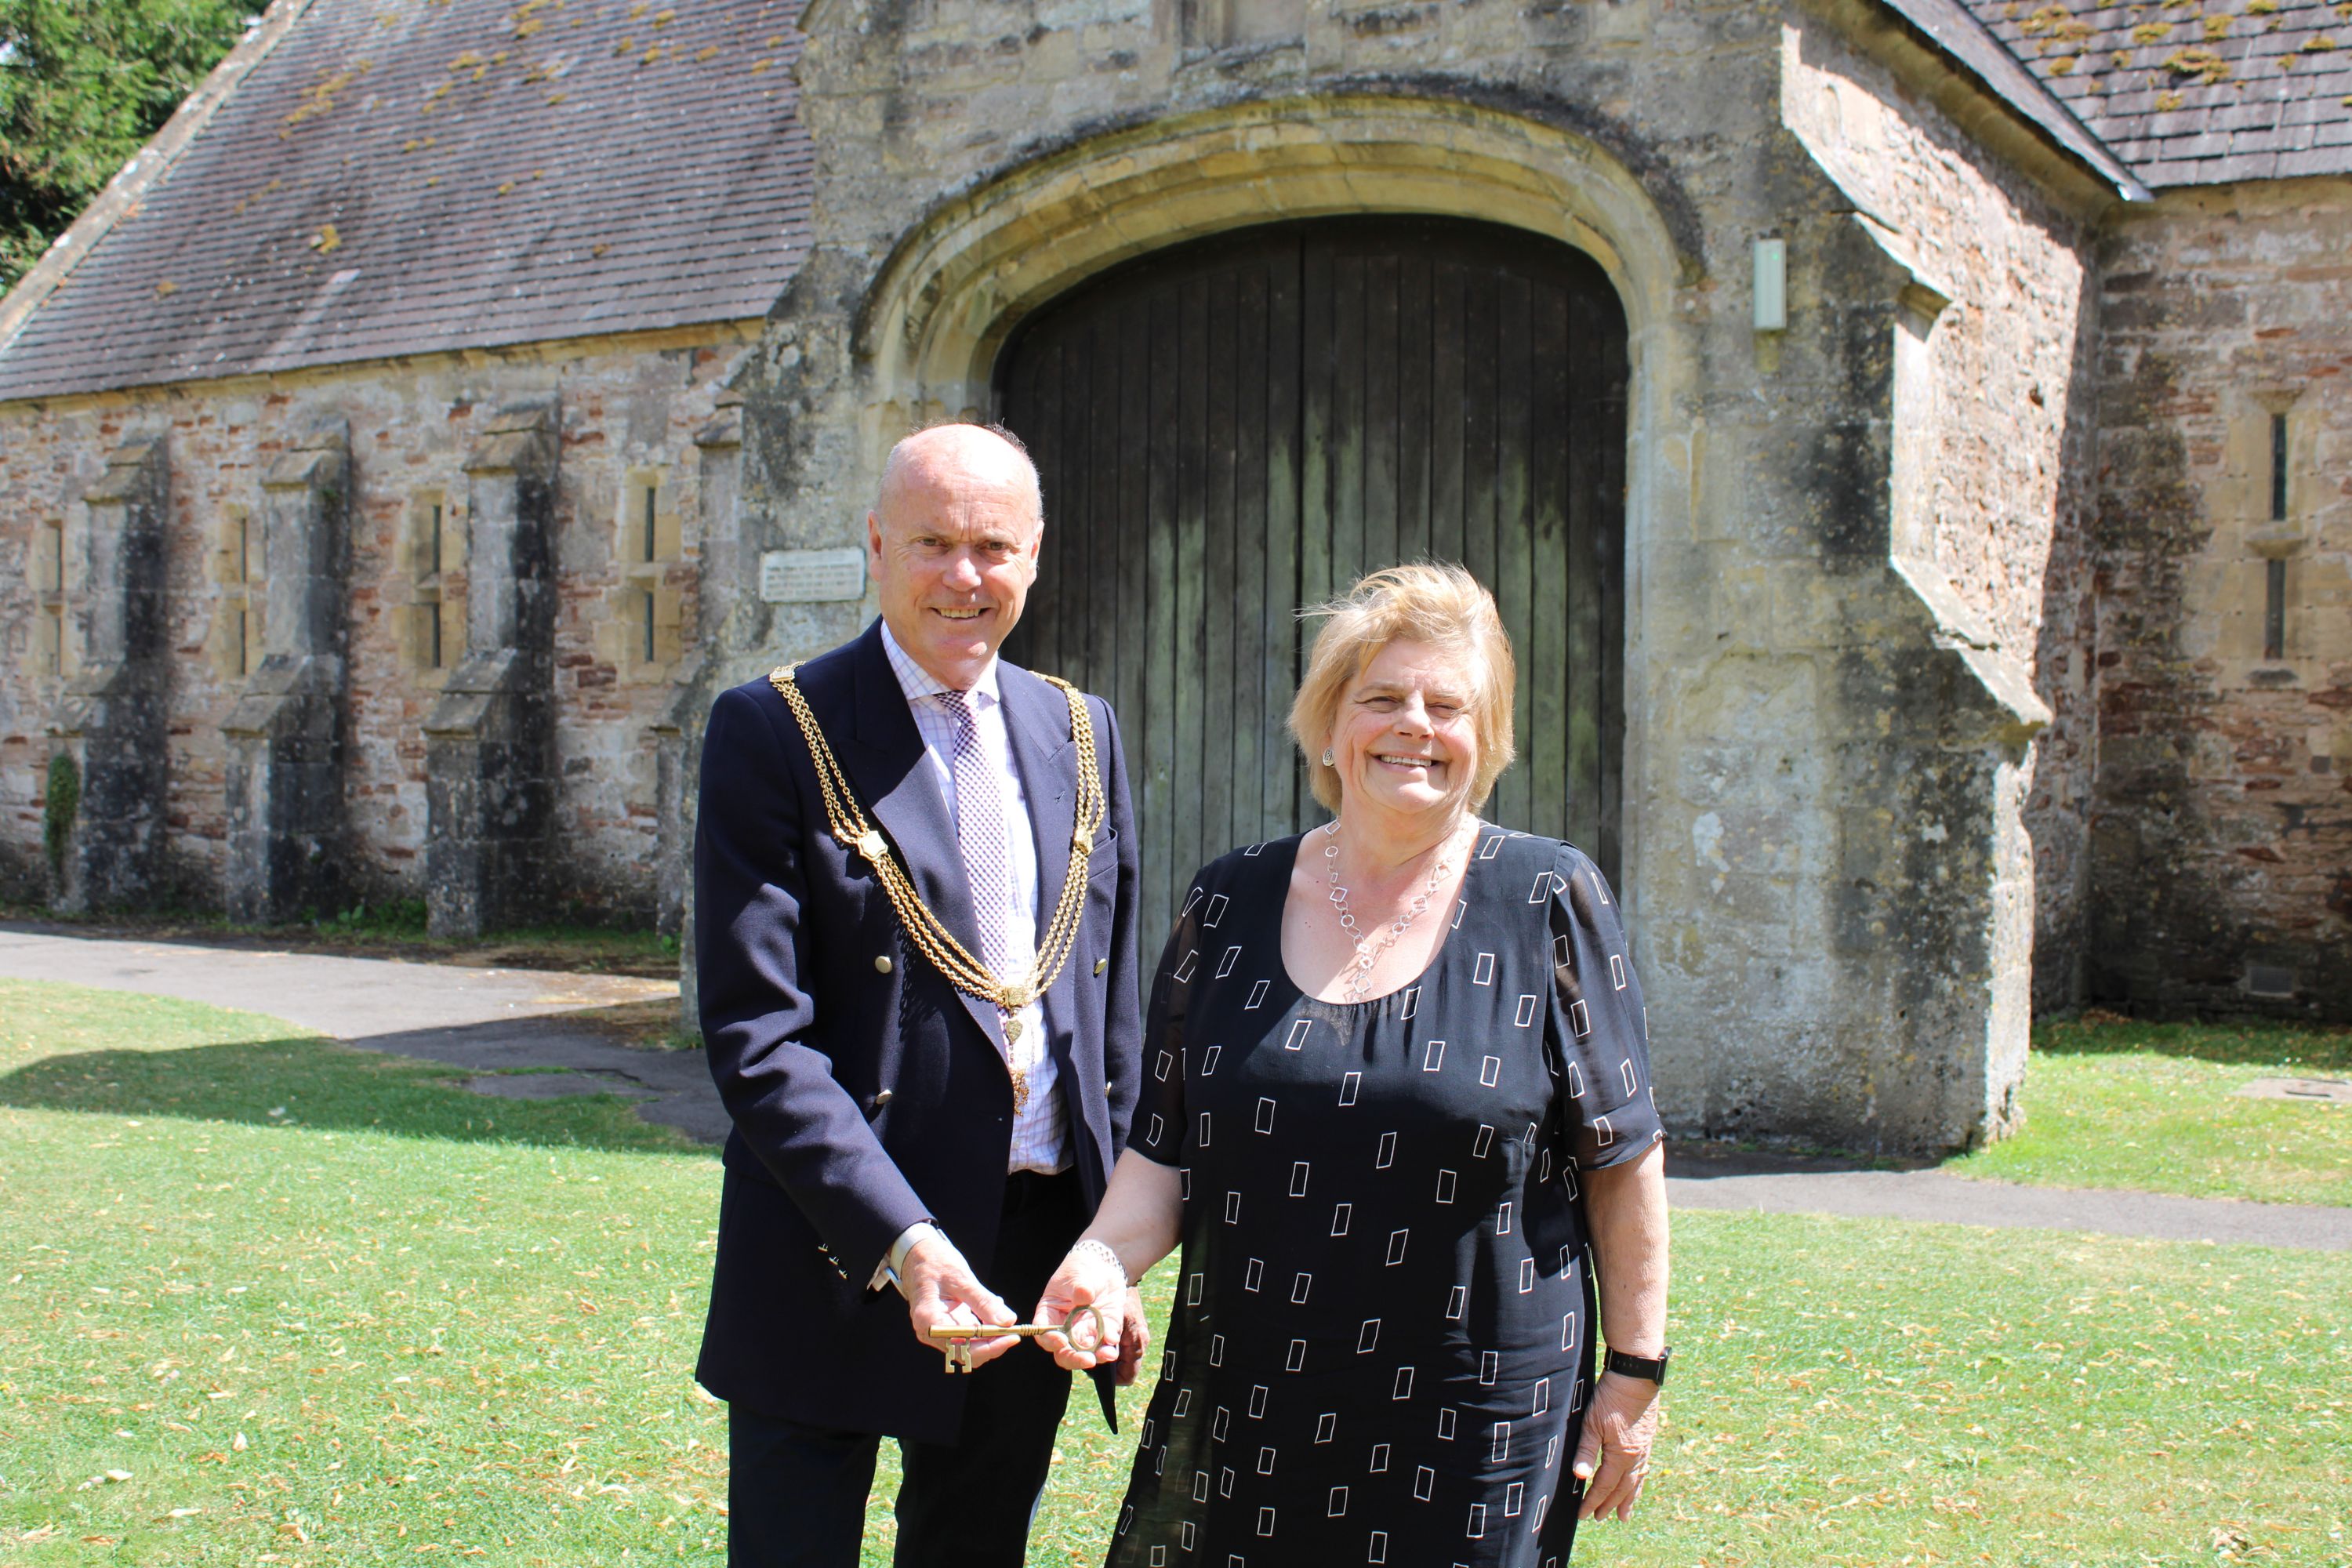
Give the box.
[902,1232,1019,1368]
[1572,1370,1661,1521]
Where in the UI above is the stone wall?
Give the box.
[2090,179,2352,1018]
[1780,14,2103,1017]
[702,0,2118,1153]
[0,327,753,922]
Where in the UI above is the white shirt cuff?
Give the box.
[872,1220,942,1295]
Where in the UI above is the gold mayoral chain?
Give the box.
[767,663,1106,1111]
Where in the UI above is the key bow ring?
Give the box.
[928,1304,1107,1374]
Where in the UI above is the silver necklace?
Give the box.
[1323,817,1472,1004]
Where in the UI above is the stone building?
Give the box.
[2,0,2346,1156]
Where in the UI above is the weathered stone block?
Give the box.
[223,418,350,924]
[425,401,560,939]
[52,436,170,912]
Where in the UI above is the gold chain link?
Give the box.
[767,663,1106,1016]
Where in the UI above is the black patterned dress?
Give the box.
[1106,827,1663,1568]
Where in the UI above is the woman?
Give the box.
[1036,562,1671,1566]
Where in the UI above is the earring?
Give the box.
[1322,747,1335,768]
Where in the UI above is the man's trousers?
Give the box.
[725,1169,1085,1568]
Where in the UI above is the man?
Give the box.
[693,423,1145,1566]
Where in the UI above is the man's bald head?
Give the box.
[866,422,1047,689]
[876,423,1044,539]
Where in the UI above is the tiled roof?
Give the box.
[0,0,811,403]
[1880,0,2152,198]
[1963,0,2352,187]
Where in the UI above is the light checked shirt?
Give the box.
[880,621,1069,1177]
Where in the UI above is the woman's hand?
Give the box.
[1031,1240,1128,1374]
[1571,1370,1661,1521]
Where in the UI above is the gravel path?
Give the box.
[0,925,724,1143]
[8,925,2347,1250]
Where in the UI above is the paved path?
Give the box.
[1664,1145,2352,1253]
[7,926,2348,1250]
[0,925,727,1143]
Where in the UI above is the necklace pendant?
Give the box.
[1010,1065,1029,1112]
[1003,1015,1024,1047]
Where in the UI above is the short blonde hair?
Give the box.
[1288,561,1517,815]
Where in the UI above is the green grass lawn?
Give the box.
[2,980,2347,1565]
[1948,1015,2352,1207]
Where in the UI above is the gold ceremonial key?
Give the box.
[929,1305,1106,1374]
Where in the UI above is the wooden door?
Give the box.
[997,218,1628,959]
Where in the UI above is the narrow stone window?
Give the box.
[235,511,253,674]
[2264,412,2288,662]
[29,518,68,677]
[608,466,683,683]
[1178,0,1303,48]
[405,492,462,678]
[2270,412,2290,522]
[209,506,262,680]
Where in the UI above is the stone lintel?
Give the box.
[462,400,558,474]
[693,408,743,449]
[81,437,168,506]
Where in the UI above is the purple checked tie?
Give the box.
[945,691,1018,1018]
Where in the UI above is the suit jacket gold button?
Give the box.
[1094,958,1108,975]
[874,955,894,974]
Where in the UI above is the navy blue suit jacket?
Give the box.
[693,619,1144,1443]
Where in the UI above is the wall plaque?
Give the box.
[759,547,866,604]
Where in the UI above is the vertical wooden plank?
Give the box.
[1058,326,1092,681]
[1363,252,1401,573]
[1428,260,1467,574]
[1202,265,1240,868]
[1563,276,1604,862]
[1493,270,1534,835]
[1116,296,1150,834]
[1460,267,1499,662]
[1232,260,1271,847]
[1174,274,1210,897]
[1591,280,1632,887]
[1144,284,1182,952]
[1528,276,1572,847]
[1265,234,1305,838]
[1028,336,1065,677]
[1396,249,1433,565]
[1299,237,1335,641]
[1089,313,1123,706]
[996,336,1036,670]
[1329,251,1367,596]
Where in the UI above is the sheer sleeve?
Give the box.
[1127,867,1212,1167]
[1548,842,1665,1170]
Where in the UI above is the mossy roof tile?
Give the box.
[0,0,811,402]
[1962,0,2352,184]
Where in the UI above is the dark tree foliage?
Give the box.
[0,0,252,291]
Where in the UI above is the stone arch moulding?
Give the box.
[855,93,1702,930]
[858,93,1693,420]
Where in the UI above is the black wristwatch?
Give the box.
[1603,1346,1671,1387]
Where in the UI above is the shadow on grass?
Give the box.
[0,1033,706,1155]
[2036,1012,2352,1073]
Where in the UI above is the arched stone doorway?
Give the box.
[994,217,1628,952]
